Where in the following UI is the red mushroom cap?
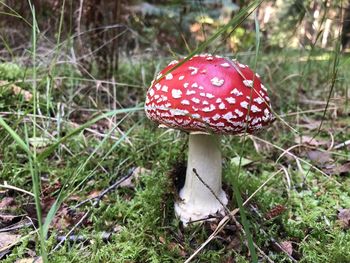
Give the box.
[145,54,275,134]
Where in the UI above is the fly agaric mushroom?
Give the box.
[145,54,275,224]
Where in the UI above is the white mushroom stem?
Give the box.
[174,133,228,224]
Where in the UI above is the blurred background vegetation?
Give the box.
[1,0,349,77]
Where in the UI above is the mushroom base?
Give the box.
[174,133,228,224]
[175,188,228,224]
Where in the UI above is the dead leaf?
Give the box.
[0,233,21,251]
[15,257,43,263]
[0,197,15,210]
[265,204,286,220]
[324,162,350,176]
[294,135,329,147]
[0,213,18,225]
[307,150,333,165]
[297,121,322,130]
[279,241,293,256]
[337,209,350,229]
[10,83,33,101]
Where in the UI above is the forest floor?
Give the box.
[0,49,350,263]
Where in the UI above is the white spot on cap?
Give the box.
[220,63,230,68]
[264,108,270,116]
[191,83,199,88]
[172,89,182,99]
[265,96,270,102]
[156,73,162,80]
[202,104,216,112]
[168,60,178,66]
[212,114,221,121]
[251,117,261,125]
[223,112,235,121]
[251,105,261,113]
[192,113,200,119]
[161,85,168,92]
[240,101,249,109]
[254,97,264,104]
[154,95,160,100]
[203,101,209,105]
[170,109,188,116]
[149,88,155,97]
[231,88,243,96]
[179,75,185,80]
[189,66,199,75]
[206,93,215,99]
[261,84,267,92]
[225,97,236,104]
[192,106,199,111]
[216,98,222,103]
[255,73,261,78]
[215,122,225,127]
[191,97,200,104]
[211,77,225,87]
[165,73,173,80]
[206,56,214,61]
[200,69,207,74]
[199,93,205,97]
[238,63,246,68]
[184,83,189,88]
[181,100,190,105]
[186,90,196,95]
[218,102,226,110]
[243,80,254,88]
[235,109,244,117]
[198,86,204,90]
[155,83,161,90]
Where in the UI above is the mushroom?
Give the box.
[145,54,275,224]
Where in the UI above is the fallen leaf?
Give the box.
[307,150,333,165]
[120,167,151,188]
[265,204,286,220]
[324,162,350,176]
[337,209,350,229]
[0,197,15,210]
[28,137,52,148]
[0,232,21,250]
[279,241,293,256]
[231,156,253,167]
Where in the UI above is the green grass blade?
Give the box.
[37,106,144,161]
[0,117,33,157]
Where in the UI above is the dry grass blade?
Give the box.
[250,135,341,185]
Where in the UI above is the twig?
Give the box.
[333,139,350,149]
[74,167,136,209]
[0,182,35,197]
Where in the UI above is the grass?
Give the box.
[1,50,350,262]
[1,1,350,263]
